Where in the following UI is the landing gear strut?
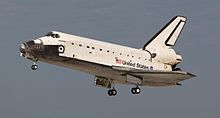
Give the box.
[108,88,117,96]
[131,86,141,94]
[31,62,38,70]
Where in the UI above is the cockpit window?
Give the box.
[45,32,60,38]
[45,32,52,36]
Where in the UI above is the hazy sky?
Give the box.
[0,0,219,118]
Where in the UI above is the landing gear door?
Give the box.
[126,74,142,85]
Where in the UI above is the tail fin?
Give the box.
[143,16,187,50]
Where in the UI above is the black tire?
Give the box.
[112,89,117,96]
[108,89,112,96]
[31,65,38,70]
[131,88,136,94]
[131,87,141,94]
[135,87,141,94]
[108,89,117,96]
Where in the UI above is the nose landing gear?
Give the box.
[31,62,38,70]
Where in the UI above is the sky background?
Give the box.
[0,0,219,118]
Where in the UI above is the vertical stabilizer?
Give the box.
[143,16,187,50]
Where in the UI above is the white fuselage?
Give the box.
[39,32,172,69]
[29,31,172,85]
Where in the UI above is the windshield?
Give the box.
[45,32,60,38]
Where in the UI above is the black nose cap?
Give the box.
[19,40,35,53]
[19,43,26,54]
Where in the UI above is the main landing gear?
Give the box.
[108,88,117,96]
[107,87,141,96]
[31,62,38,70]
[131,86,141,94]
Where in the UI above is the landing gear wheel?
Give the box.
[108,89,117,96]
[112,89,117,96]
[131,88,136,94]
[136,87,141,94]
[31,64,38,70]
[131,87,141,94]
